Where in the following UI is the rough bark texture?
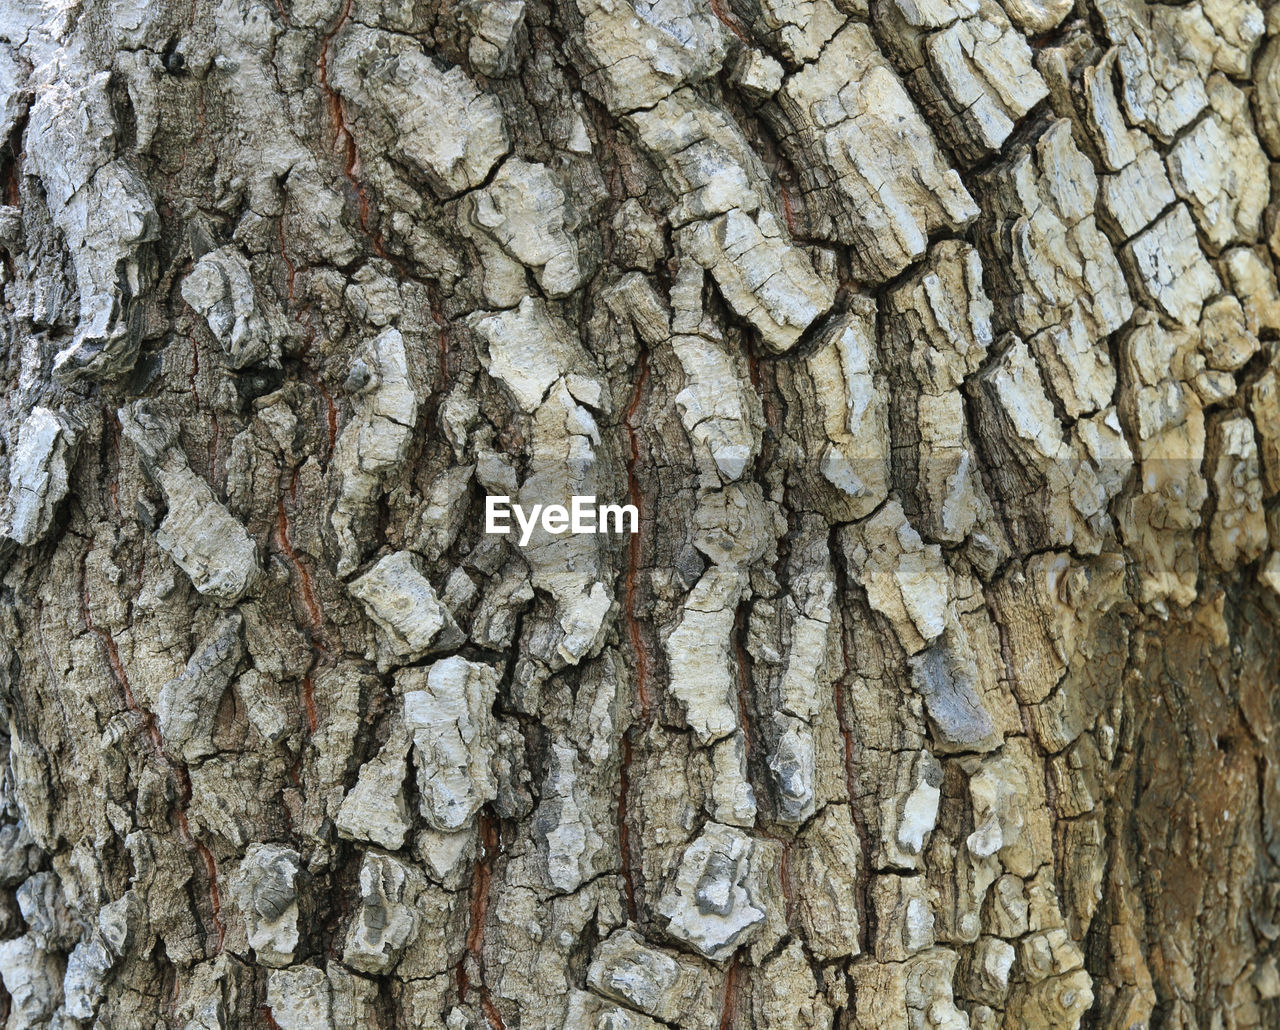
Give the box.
[0,0,1279,1027]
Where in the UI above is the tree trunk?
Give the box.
[1,0,1279,1026]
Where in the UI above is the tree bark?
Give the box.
[0,0,1278,1027]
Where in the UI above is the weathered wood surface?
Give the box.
[0,0,1278,1026]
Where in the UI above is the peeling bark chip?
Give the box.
[0,0,1277,1026]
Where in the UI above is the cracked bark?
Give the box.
[0,0,1279,1027]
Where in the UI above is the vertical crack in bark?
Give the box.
[273,489,323,735]
[107,410,122,517]
[778,175,799,241]
[458,810,505,1027]
[317,0,392,264]
[719,952,741,1030]
[186,322,201,415]
[314,375,337,465]
[277,213,297,308]
[829,534,872,957]
[276,202,340,472]
[427,279,452,390]
[280,474,324,644]
[209,410,221,497]
[732,599,754,762]
[175,807,226,954]
[618,733,638,923]
[619,348,653,924]
[81,552,164,759]
[81,552,226,957]
[623,348,654,720]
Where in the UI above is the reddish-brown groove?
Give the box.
[82,561,165,757]
[315,0,461,421]
[427,281,452,386]
[707,0,750,43]
[274,495,324,645]
[317,0,391,260]
[779,180,799,239]
[300,674,319,735]
[719,953,740,1030]
[459,813,502,1021]
[261,1006,282,1030]
[274,470,327,741]
[316,0,354,118]
[83,558,224,955]
[4,158,19,206]
[176,809,225,952]
[481,995,508,1030]
[465,815,497,960]
[98,627,164,755]
[777,837,796,928]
